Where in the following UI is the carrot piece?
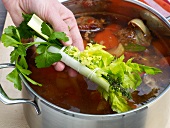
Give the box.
[94,24,121,50]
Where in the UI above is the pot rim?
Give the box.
[125,0,170,27]
[22,0,170,119]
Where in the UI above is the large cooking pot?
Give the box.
[0,0,170,128]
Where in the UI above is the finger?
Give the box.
[68,68,78,77]
[53,62,65,71]
[53,62,78,77]
[64,18,84,51]
[3,0,24,26]
[59,5,84,51]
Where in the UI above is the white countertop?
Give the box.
[0,13,170,128]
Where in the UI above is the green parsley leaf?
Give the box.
[4,26,16,36]
[17,14,36,39]
[41,22,53,37]
[22,74,42,86]
[16,45,27,56]
[36,44,47,54]
[22,13,33,22]
[4,26,20,42]
[18,56,28,69]
[41,21,69,42]
[49,32,69,42]
[6,69,22,90]
[10,50,19,63]
[10,45,27,64]
[16,64,32,75]
[1,34,22,47]
[35,50,62,68]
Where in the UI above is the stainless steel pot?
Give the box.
[0,0,170,128]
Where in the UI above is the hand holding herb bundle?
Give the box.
[1,14,161,113]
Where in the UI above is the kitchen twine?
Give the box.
[87,68,100,79]
[59,46,100,79]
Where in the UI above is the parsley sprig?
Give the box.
[1,14,69,90]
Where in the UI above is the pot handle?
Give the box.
[0,63,41,115]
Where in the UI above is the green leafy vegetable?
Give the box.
[17,14,36,39]
[123,43,146,52]
[35,48,62,68]
[6,68,22,90]
[1,24,42,90]
[0,14,162,113]
[1,34,22,47]
[41,22,53,37]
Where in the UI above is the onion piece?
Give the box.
[128,18,150,36]
[128,18,152,47]
[107,43,124,57]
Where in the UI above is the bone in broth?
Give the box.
[27,13,170,114]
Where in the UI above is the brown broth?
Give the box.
[27,52,114,114]
[27,13,170,114]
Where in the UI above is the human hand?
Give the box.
[2,0,84,77]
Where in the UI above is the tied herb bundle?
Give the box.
[1,14,161,113]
